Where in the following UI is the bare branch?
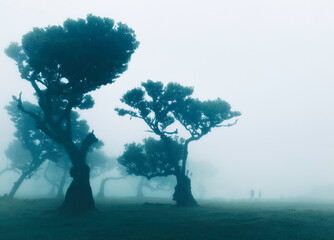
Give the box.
[217,119,239,128]
[15,92,39,121]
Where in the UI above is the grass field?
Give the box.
[0,198,334,240]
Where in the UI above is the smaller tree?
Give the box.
[135,176,176,198]
[116,80,240,206]
[4,101,61,198]
[118,137,183,179]
[44,157,71,198]
[4,101,100,199]
[118,137,179,199]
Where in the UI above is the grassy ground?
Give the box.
[0,198,334,240]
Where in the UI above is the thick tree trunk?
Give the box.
[161,136,197,206]
[59,132,97,212]
[8,171,30,198]
[173,175,197,207]
[57,167,68,198]
[60,163,95,212]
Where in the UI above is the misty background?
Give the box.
[0,0,333,199]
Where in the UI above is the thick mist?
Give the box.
[0,0,333,201]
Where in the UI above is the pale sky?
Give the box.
[0,0,333,198]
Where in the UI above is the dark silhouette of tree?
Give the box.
[116,80,240,206]
[5,15,139,212]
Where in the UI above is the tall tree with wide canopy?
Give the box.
[5,15,139,211]
[116,80,240,206]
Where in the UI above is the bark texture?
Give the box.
[60,163,95,212]
[173,175,197,207]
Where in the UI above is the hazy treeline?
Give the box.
[1,14,239,212]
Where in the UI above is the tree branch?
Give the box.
[217,119,239,128]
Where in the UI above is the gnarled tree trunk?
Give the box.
[173,175,197,206]
[7,159,43,199]
[8,171,30,198]
[60,162,95,212]
[60,133,97,212]
[161,136,197,206]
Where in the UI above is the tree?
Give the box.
[135,176,176,198]
[4,101,61,198]
[116,80,240,206]
[43,157,71,198]
[96,156,125,199]
[5,14,139,211]
[118,137,179,198]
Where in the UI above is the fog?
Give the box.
[0,0,333,200]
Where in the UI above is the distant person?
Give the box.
[250,189,255,199]
[259,191,262,199]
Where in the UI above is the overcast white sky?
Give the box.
[0,0,333,199]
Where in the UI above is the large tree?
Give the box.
[116,80,240,206]
[5,15,139,211]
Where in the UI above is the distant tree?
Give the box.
[250,189,255,199]
[6,15,139,211]
[116,80,240,206]
[43,157,71,198]
[4,101,61,198]
[135,176,176,198]
[5,101,100,199]
[96,160,126,199]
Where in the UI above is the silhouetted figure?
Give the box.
[250,189,255,199]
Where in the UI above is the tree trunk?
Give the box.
[8,170,30,198]
[96,176,123,199]
[57,166,68,198]
[96,178,107,199]
[136,177,145,198]
[160,136,197,206]
[59,162,95,212]
[173,175,197,207]
[59,132,97,212]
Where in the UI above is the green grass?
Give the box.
[0,198,334,240]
